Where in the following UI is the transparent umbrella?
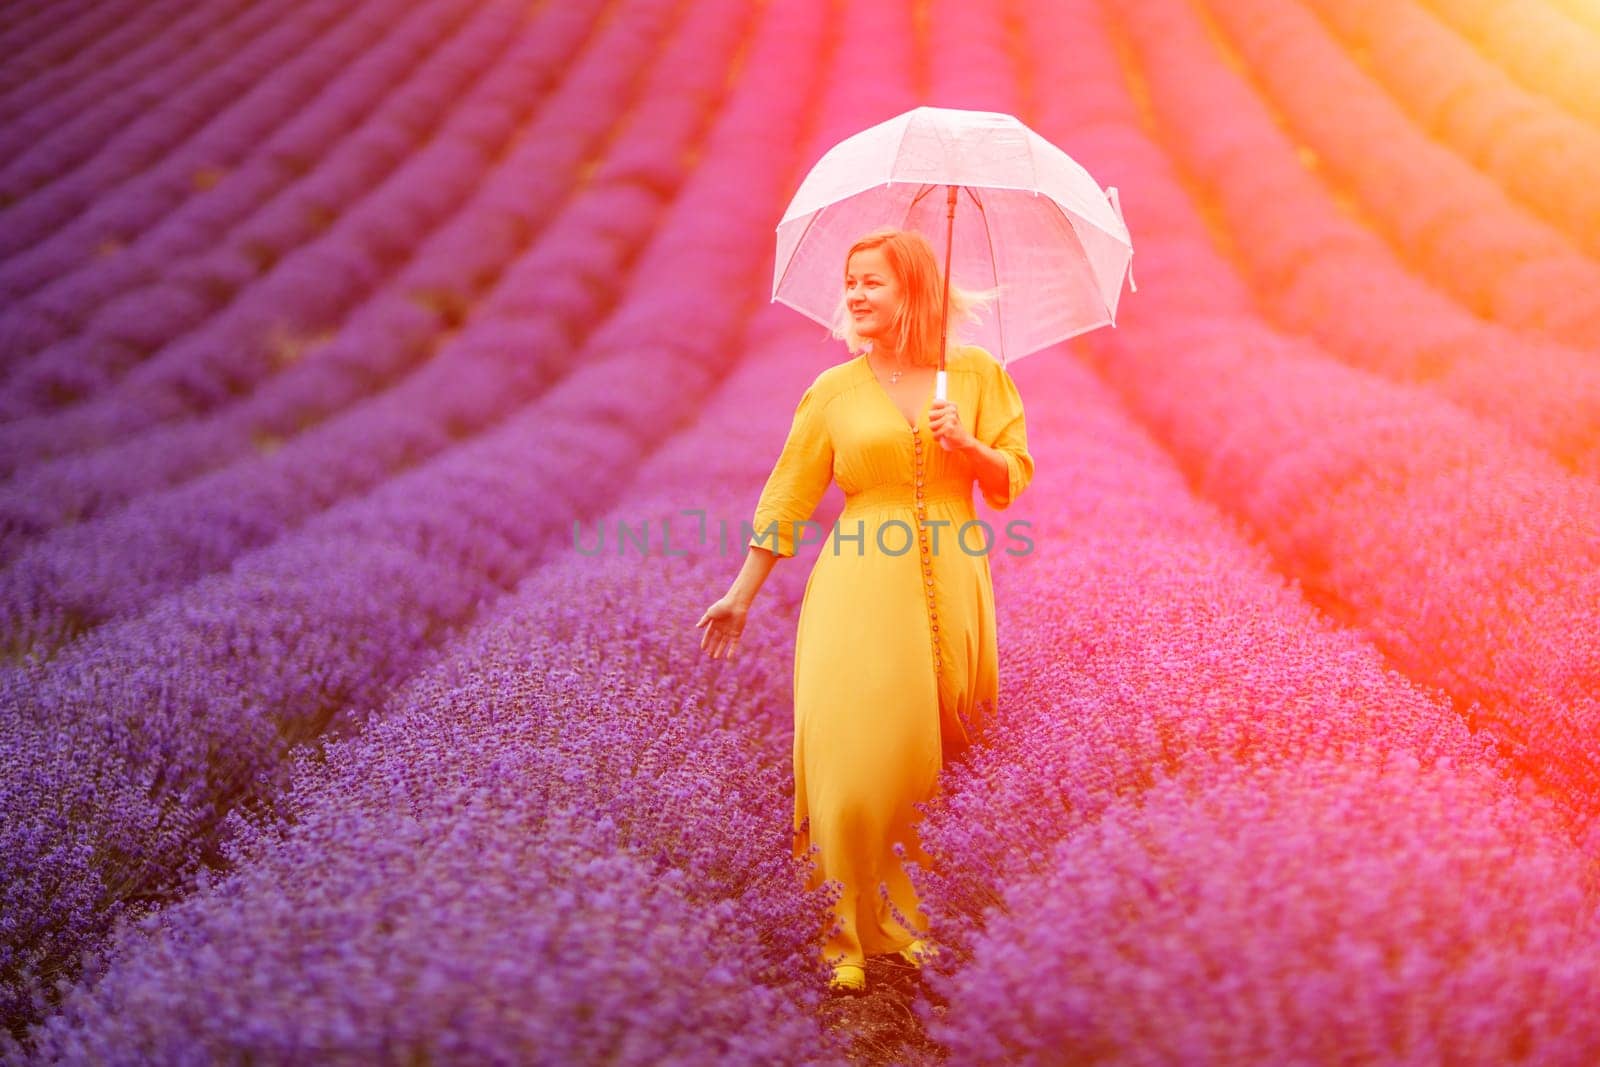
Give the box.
[773,105,1135,398]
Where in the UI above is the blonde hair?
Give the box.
[831,228,991,366]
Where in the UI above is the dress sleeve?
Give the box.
[747,378,834,557]
[973,354,1034,511]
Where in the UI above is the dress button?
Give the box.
[925,578,934,587]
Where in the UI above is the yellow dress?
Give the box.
[747,344,1035,969]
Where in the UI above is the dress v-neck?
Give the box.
[860,355,933,432]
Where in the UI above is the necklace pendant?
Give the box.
[889,369,902,384]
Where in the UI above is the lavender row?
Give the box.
[0,0,517,409]
[5,1,938,1050]
[1193,0,1600,349]
[0,0,367,265]
[11,532,843,1065]
[891,10,1600,1049]
[1097,309,1600,827]
[1063,0,1600,832]
[935,756,1600,1063]
[0,0,151,102]
[0,2,599,476]
[1420,0,1600,128]
[1107,0,1600,480]
[0,0,681,564]
[0,0,808,1030]
[1547,0,1600,37]
[881,326,1597,1059]
[922,0,1019,112]
[903,335,1489,930]
[0,0,737,658]
[13,305,855,1053]
[0,0,69,51]
[1305,0,1600,258]
[6,276,882,1066]
[0,0,191,124]
[0,0,253,177]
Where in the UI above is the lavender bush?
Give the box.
[0,0,490,399]
[0,0,816,1033]
[0,0,731,650]
[0,0,355,266]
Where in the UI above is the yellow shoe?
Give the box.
[828,962,866,995]
[898,938,939,968]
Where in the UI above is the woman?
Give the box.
[696,228,1034,995]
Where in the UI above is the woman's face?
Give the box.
[845,247,902,344]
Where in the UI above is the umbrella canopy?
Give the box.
[772,106,1134,365]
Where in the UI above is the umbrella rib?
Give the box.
[1038,195,1119,318]
[976,194,1006,364]
[772,205,829,307]
[891,113,915,199]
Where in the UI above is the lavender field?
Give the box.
[5,0,1600,1062]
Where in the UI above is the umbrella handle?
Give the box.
[935,370,954,451]
[938,183,956,450]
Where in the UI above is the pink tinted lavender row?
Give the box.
[0,0,682,562]
[0,0,252,194]
[0,6,599,476]
[0,0,488,384]
[0,0,150,100]
[1191,0,1600,349]
[1305,0,1600,258]
[923,0,1018,112]
[0,0,250,178]
[1041,0,1600,826]
[0,0,740,654]
[900,347,1489,951]
[0,0,813,1029]
[1088,0,1600,478]
[1096,312,1600,832]
[0,1,74,48]
[0,0,358,265]
[1423,0,1600,127]
[893,8,1600,1052]
[932,758,1600,1064]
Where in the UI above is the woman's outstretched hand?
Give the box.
[929,398,975,452]
[697,593,748,660]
